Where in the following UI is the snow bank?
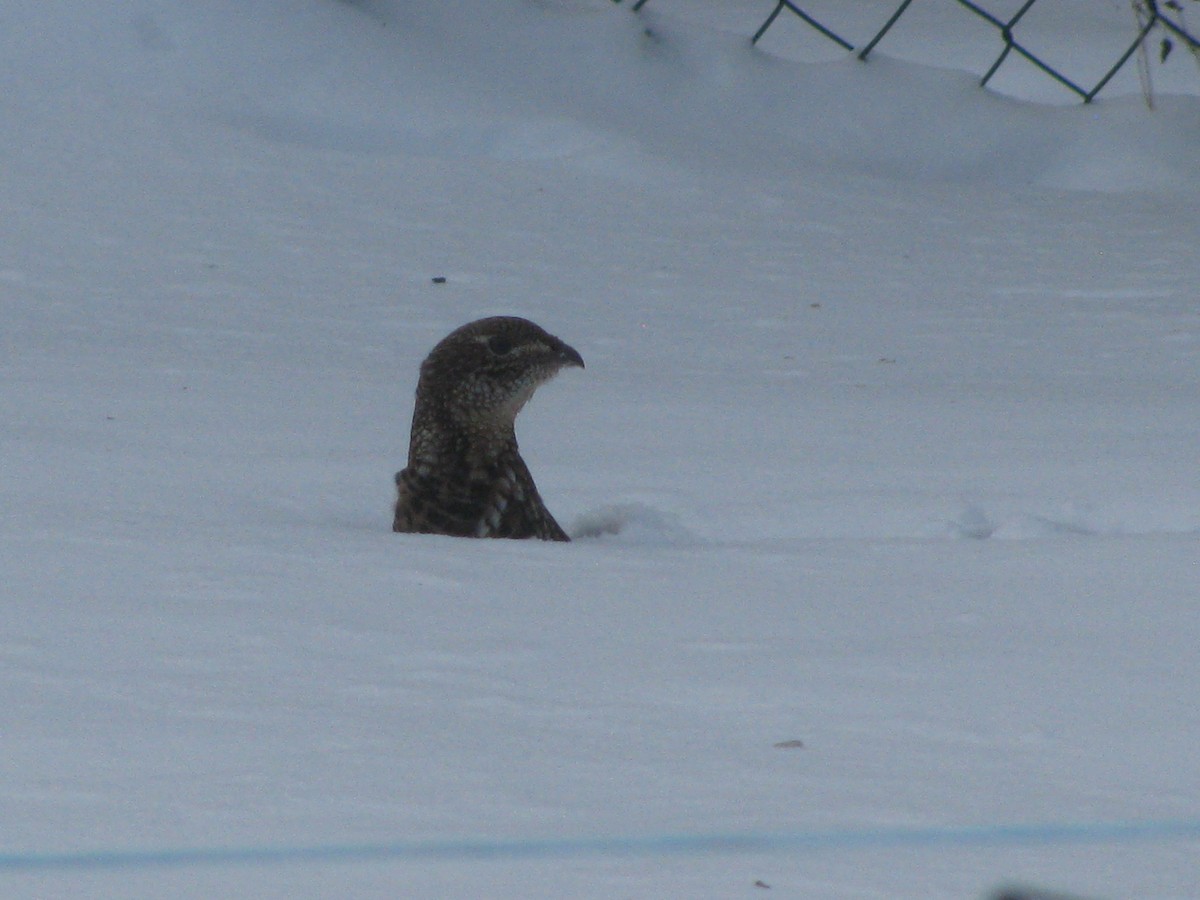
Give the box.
[3,1,1200,898]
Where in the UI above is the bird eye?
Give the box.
[487,335,513,356]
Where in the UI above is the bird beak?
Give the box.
[558,341,585,370]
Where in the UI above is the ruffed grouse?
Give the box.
[392,316,584,541]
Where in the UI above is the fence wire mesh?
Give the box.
[614,0,1200,104]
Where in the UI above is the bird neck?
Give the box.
[407,402,518,473]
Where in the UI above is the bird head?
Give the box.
[415,316,584,433]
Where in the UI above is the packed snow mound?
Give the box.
[571,503,698,545]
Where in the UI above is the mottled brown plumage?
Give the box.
[392,316,584,541]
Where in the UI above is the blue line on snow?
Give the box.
[2,819,1198,873]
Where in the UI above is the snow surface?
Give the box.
[3,0,1200,897]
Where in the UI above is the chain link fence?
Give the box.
[614,0,1200,103]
